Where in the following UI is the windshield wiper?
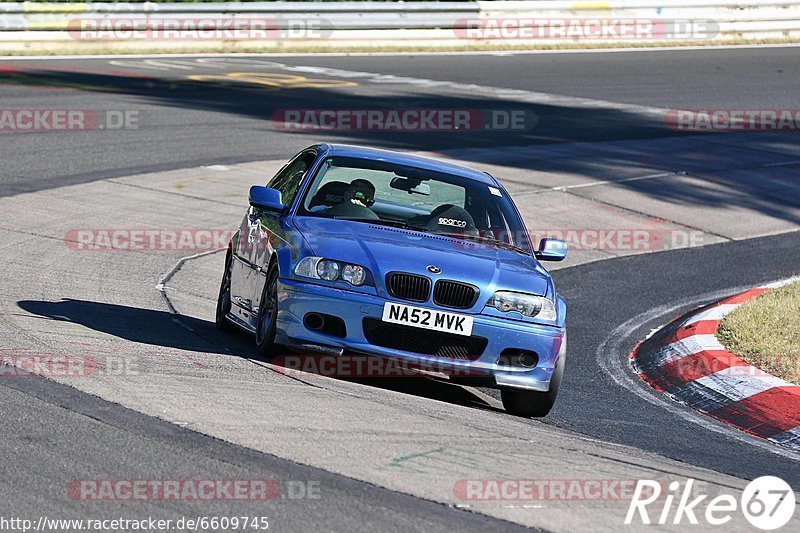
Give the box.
[335,217,430,233]
[440,233,531,256]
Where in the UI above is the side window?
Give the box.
[267,152,315,207]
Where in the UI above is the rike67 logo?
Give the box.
[626,477,796,530]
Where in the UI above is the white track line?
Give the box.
[98,56,673,121]
[514,171,685,197]
[762,275,800,289]
[279,63,669,116]
[682,304,738,325]
[143,59,197,70]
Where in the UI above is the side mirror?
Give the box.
[249,186,284,212]
[535,238,568,261]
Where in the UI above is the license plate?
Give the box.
[381,302,473,336]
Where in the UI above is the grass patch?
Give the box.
[716,279,800,385]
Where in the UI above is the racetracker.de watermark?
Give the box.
[0,109,138,132]
[270,109,537,132]
[0,352,96,378]
[67,17,333,40]
[443,229,704,252]
[453,479,657,503]
[453,18,719,40]
[528,229,705,252]
[672,354,800,381]
[274,355,483,379]
[65,229,236,252]
[666,109,800,131]
[67,479,320,501]
[0,348,138,379]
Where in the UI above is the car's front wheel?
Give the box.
[501,352,564,418]
[255,263,280,356]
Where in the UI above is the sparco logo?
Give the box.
[439,218,467,228]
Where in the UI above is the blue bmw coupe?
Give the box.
[216,144,568,417]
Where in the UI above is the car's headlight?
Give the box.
[294,257,370,286]
[342,264,366,286]
[316,259,341,281]
[488,291,557,321]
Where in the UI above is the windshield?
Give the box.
[298,156,532,253]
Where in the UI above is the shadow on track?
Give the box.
[16,298,501,413]
[2,67,799,225]
[18,298,234,355]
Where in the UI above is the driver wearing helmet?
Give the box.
[325,179,379,220]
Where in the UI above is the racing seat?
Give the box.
[308,181,348,209]
[425,204,479,237]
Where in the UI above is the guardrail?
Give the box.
[0,1,798,51]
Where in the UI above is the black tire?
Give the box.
[255,263,280,356]
[215,251,235,331]
[501,349,565,418]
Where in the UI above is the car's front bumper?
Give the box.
[274,278,565,392]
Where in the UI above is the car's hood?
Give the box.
[293,217,552,297]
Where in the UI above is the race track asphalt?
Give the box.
[1,47,799,196]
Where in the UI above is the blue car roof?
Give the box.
[320,144,499,186]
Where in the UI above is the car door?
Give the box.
[244,150,317,327]
[229,201,269,325]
